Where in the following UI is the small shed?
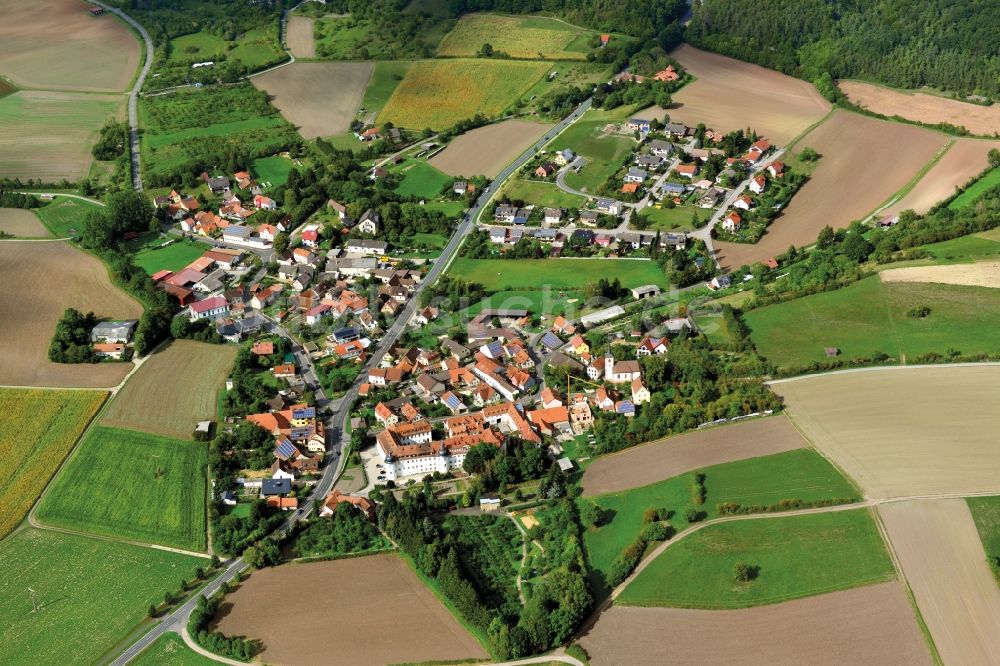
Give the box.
[479,495,501,512]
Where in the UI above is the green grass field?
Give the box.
[449,257,667,291]
[916,228,1000,265]
[437,13,593,60]
[228,27,285,69]
[420,200,466,217]
[501,178,586,209]
[168,32,227,62]
[692,310,734,346]
[168,28,283,70]
[0,528,203,666]
[132,238,206,274]
[638,204,709,231]
[378,59,550,130]
[361,61,413,116]
[252,155,294,187]
[583,449,859,596]
[950,167,1000,209]
[745,276,1000,370]
[967,496,1000,582]
[557,109,637,193]
[0,388,106,539]
[133,632,218,666]
[618,509,894,608]
[394,159,452,199]
[33,196,102,237]
[36,426,208,551]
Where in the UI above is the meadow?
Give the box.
[101,340,237,439]
[360,61,413,117]
[0,388,106,539]
[618,509,894,608]
[378,59,550,130]
[583,449,859,595]
[967,496,1000,580]
[449,257,668,291]
[0,528,203,666]
[37,426,208,551]
[0,90,124,181]
[252,155,294,187]
[744,276,1000,370]
[133,632,218,666]
[33,196,102,237]
[558,110,637,193]
[638,203,709,231]
[916,229,1000,265]
[393,159,452,199]
[501,178,586,209]
[437,13,594,60]
[132,237,206,274]
[951,167,1000,209]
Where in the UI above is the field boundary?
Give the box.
[766,361,1000,385]
[863,137,956,222]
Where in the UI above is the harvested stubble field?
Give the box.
[639,44,831,145]
[840,80,1000,138]
[880,261,1000,289]
[879,499,1000,666]
[286,15,316,59]
[251,62,373,138]
[378,59,550,130]
[0,241,141,387]
[430,119,553,177]
[619,509,894,608]
[101,340,236,439]
[37,425,208,551]
[883,139,1000,217]
[715,111,949,270]
[581,416,806,496]
[0,89,125,181]
[0,388,106,539]
[0,528,202,666]
[773,366,1000,499]
[211,554,488,665]
[0,0,140,92]
[438,13,590,60]
[0,208,49,237]
[578,582,931,666]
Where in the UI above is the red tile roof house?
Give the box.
[252,340,275,355]
[320,490,376,521]
[722,211,742,232]
[301,228,320,247]
[187,296,229,322]
[93,342,125,359]
[676,164,699,178]
[749,175,767,194]
[273,363,296,379]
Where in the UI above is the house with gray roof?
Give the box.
[90,320,138,343]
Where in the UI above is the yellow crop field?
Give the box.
[438,14,590,60]
[377,58,550,130]
[0,388,106,538]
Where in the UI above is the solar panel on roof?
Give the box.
[292,407,316,419]
[486,341,503,357]
[541,332,562,349]
[447,395,461,408]
[290,427,312,440]
[275,440,296,458]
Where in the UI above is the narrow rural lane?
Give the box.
[111,95,596,665]
[90,0,154,192]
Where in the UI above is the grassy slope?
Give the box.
[361,61,413,116]
[950,168,1000,209]
[583,449,859,595]
[618,509,894,608]
[394,159,452,199]
[437,14,589,60]
[33,196,102,237]
[501,178,587,209]
[132,632,218,666]
[557,107,636,193]
[449,257,668,291]
[0,528,202,666]
[967,496,1000,581]
[0,388,106,539]
[745,276,1000,369]
[36,426,208,551]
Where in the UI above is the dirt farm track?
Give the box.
[581,416,807,497]
[211,554,487,666]
[0,241,142,388]
[579,582,931,665]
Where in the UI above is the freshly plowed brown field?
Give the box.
[578,582,931,666]
[840,80,1000,138]
[642,44,831,145]
[0,208,49,237]
[100,340,236,439]
[715,111,948,269]
[0,0,140,92]
[0,241,141,387]
[773,366,1000,499]
[251,62,373,138]
[429,119,552,177]
[880,499,1000,666]
[883,139,1000,216]
[581,416,806,497]
[286,15,315,59]
[211,554,487,666]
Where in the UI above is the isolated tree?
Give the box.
[799,146,820,161]
[816,225,836,249]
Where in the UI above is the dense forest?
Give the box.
[686,0,1000,97]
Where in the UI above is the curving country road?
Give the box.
[110,95,595,665]
[91,0,154,192]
